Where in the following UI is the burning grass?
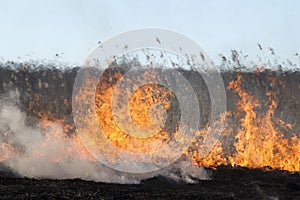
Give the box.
[0,62,299,182]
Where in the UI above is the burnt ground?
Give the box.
[0,166,299,200]
[0,63,299,199]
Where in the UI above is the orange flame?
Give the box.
[192,74,300,172]
[93,69,175,154]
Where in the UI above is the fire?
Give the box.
[94,67,175,154]
[192,74,300,172]
[228,74,299,171]
[0,66,299,173]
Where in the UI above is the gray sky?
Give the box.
[0,0,300,66]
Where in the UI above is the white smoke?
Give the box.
[0,91,210,184]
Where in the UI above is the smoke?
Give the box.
[159,159,210,183]
[0,90,210,184]
[0,91,131,183]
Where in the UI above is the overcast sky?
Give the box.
[0,0,300,66]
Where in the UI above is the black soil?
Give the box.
[0,166,299,199]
